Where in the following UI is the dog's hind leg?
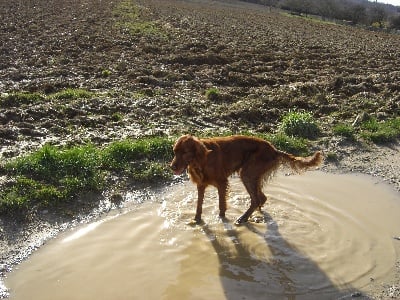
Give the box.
[258,190,267,211]
[236,175,261,225]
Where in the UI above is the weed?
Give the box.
[51,88,94,100]
[111,112,123,122]
[101,137,173,170]
[332,123,355,139]
[266,132,310,156]
[113,0,165,37]
[205,87,220,101]
[0,92,45,107]
[279,111,320,139]
[102,69,112,77]
[1,144,103,212]
[360,117,400,143]
[130,161,172,182]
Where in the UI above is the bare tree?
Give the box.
[369,4,388,28]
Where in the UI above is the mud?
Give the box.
[4,172,400,299]
[1,0,399,158]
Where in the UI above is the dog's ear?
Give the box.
[174,135,193,152]
[192,137,211,166]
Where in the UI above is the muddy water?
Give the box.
[5,171,400,299]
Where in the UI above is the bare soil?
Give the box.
[0,0,399,298]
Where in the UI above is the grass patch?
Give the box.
[1,144,103,212]
[101,137,173,171]
[279,110,320,139]
[0,89,94,108]
[360,117,400,143]
[113,0,165,37]
[332,123,355,139]
[51,88,94,100]
[130,161,172,182]
[205,87,220,101]
[266,133,310,156]
[0,145,104,211]
[0,137,174,213]
[0,92,45,107]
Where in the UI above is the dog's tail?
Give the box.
[278,150,323,173]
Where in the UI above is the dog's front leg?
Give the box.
[194,185,206,223]
[217,180,228,218]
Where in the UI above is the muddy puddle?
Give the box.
[5,171,400,299]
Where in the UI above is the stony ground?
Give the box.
[0,0,399,298]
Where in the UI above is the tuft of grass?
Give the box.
[100,137,173,171]
[51,88,94,100]
[0,137,174,213]
[279,111,320,139]
[130,161,172,182]
[332,123,355,139]
[101,69,112,77]
[0,89,94,108]
[111,112,123,122]
[113,0,165,37]
[1,144,103,212]
[0,92,45,107]
[265,132,309,156]
[360,117,400,143]
[205,87,220,101]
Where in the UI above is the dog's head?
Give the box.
[170,135,210,175]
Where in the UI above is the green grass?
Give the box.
[0,92,45,107]
[332,123,355,139]
[360,117,400,143]
[0,137,174,213]
[266,133,310,156]
[332,118,400,144]
[101,69,112,77]
[1,144,103,212]
[279,111,320,139]
[205,87,220,101]
[51,88,94,100]
[0,89,95,108]
[101,137,173,171]
[113,0,165,37]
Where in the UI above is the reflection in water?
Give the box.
[5,172,400,299]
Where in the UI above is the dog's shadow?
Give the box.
[202,213,365,300]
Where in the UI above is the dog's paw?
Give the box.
[234,216,248,226]
[186,218,204,226]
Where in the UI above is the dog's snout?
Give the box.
[170,160,177,170]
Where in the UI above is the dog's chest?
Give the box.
[188,166,204,184]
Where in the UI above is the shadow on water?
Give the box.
[201,213,369,300]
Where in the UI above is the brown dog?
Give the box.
[170,135,322,224]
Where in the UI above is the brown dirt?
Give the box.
[0,0,399,298]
